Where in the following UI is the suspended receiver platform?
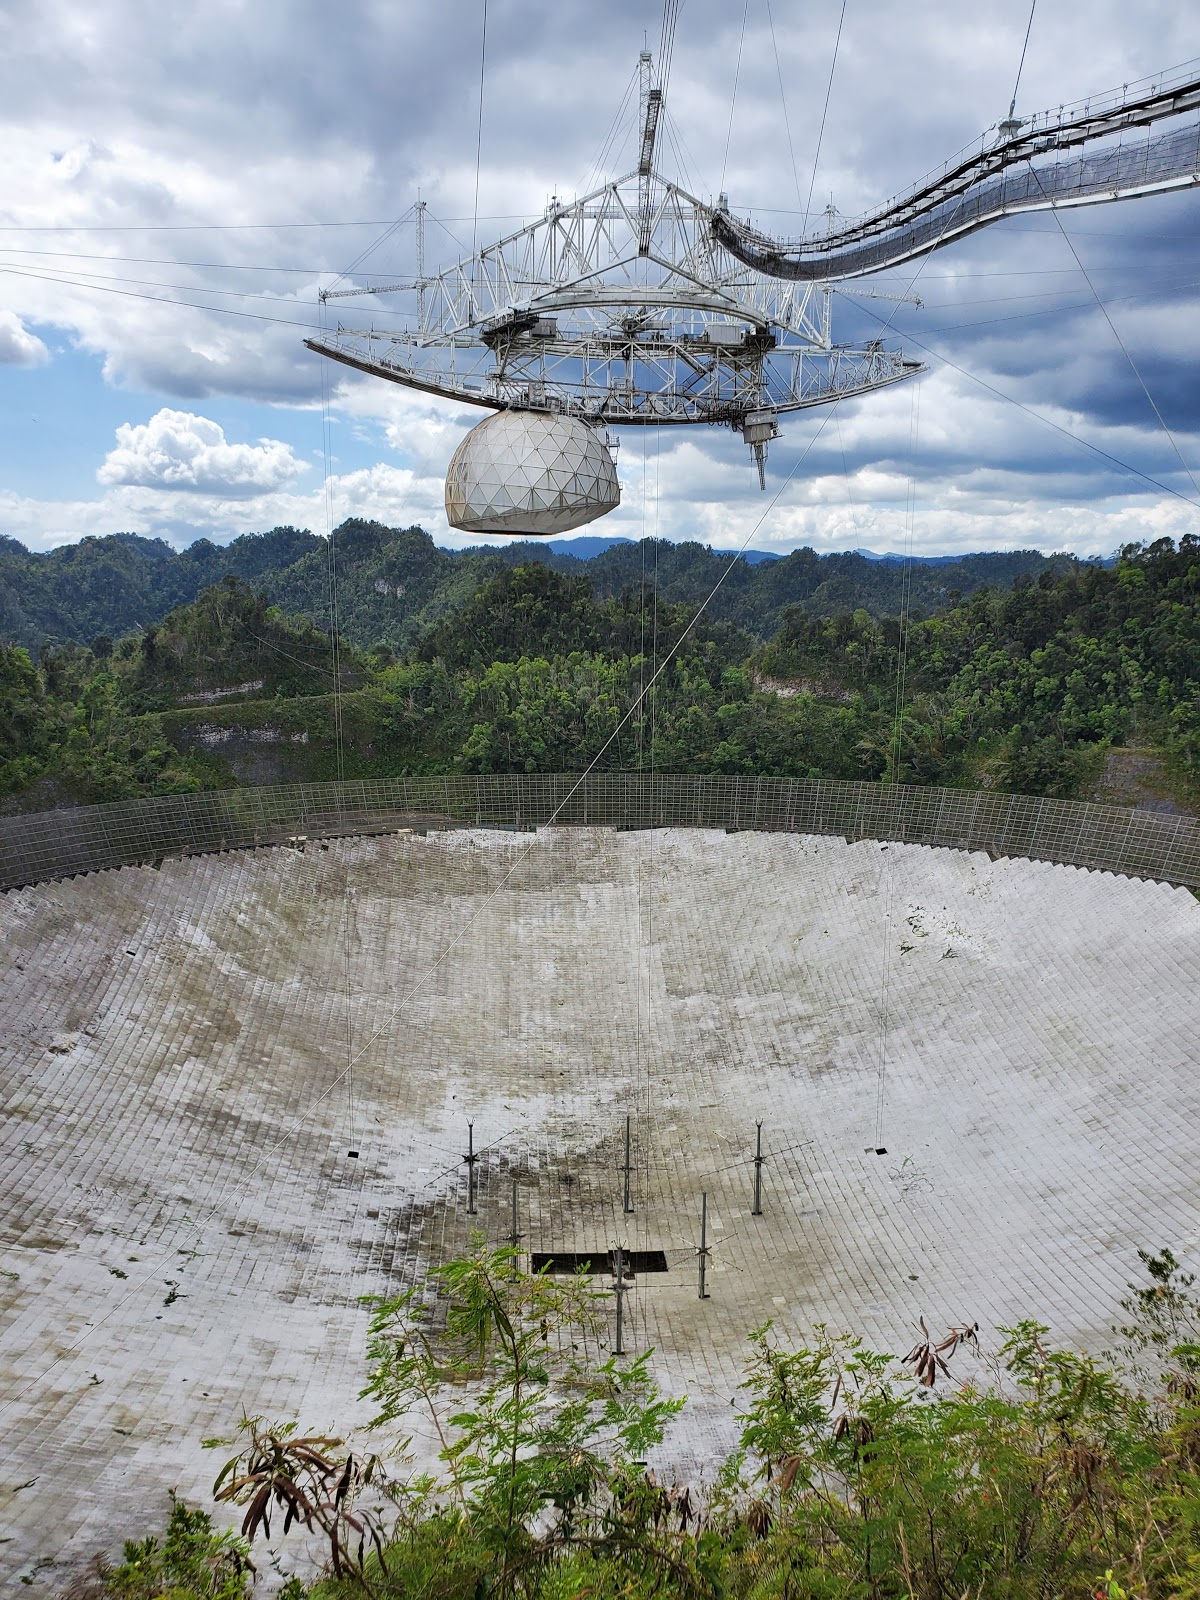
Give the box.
[305,53,923,492]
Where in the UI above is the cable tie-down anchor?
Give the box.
[613,1244,629,1355]
[697,1192,711,1300]
[463,1120,479,1215]
[508,1177,521,1250]
[742,408,779,490]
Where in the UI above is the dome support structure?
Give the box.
[305,50,924,501]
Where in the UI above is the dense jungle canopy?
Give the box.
[0,527,1195,813]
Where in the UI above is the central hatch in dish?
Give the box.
[531,1250,668,1276]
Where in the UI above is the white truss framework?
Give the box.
[305,55,921,481]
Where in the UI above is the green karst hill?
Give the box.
[0,520,1070,655]
[0,532,1196,814]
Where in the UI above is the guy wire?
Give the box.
[472,0,489,263]
[720,0,750,195]
[766,0,803,209]
[1027,162,1200,506]
[1008,0,1038,123]
[635,428,649,1223]
[874,381,921,1148]
[644,427,662,1246]
[802,0,848,235]
[318,290,354,1153]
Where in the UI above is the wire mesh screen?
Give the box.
[2,776,1197,892]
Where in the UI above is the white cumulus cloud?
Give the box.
[0,311,49,367]
[97,408,309,497]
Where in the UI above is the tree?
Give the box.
[353,1240,685,1596]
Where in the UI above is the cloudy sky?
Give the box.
[1,0,1198,558]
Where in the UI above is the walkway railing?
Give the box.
[1,775,1197,892]
[713,63,1200,280]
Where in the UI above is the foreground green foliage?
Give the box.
[5,537,1197,810]
[94,1495,252,1599]
[80,1244,1200,1599]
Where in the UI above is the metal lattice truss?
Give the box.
[714,59,1200,281]
[305,57,922,475]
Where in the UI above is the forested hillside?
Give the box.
[0,538,1195,813]
[0,525,321,650]
[0,520,1070,654]
[759,535,1200,797]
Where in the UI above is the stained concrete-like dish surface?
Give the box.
[1,828,1198,1588]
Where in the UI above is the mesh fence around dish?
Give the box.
[1,774,1198,891]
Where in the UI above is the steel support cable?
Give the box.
[1025,160,1200,506]
[1008,0,1038,124]
[0,262,324,329]
[238,629,339,680]
[0,217,434,233]
[849,157,984,1152]
[833,409,867,542]
[800,0,848,234]
[0,257,423,319]
[0,213,539,234]
[324,203,416,295]
[660,109,701,198]
[628,427,656,1330]
[471,0,489,264]
[720,0,751,194]
[0,246,360,273]
[693,1132,816,1185]
[2,254,325,305]
[317,285,355,1155]
[845,298,1200,510]
[907,283,1200,338]
[666,1134,824,1267]
[426,207,472,260]
[657,0,683,100]
[579,64,640,197]
[845,58,1062,1164]
[642,427,663,1306]
[874,381,920,1149]
[909,273,1200,322]
[765,0,803,210]
[889,386,921,788]
[634,431,650,1244]
[848,65,1176,1154]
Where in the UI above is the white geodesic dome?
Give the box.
[445,409,621,536]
